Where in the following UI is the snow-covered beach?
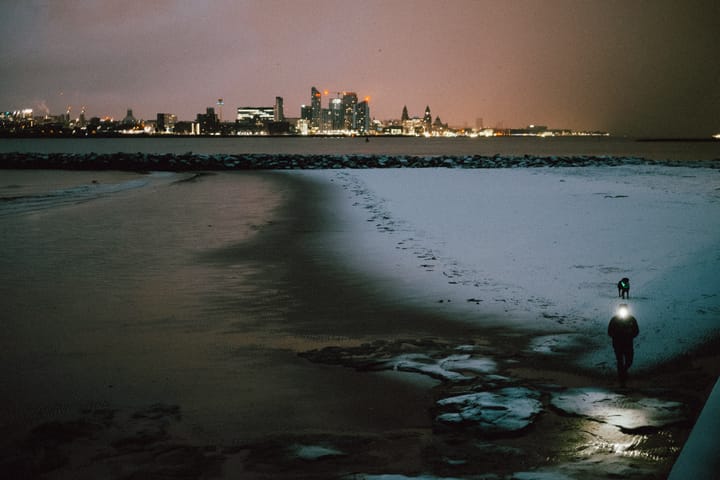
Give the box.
[2,148,719,478]
[300,164,720,375]
[297,163,720,478]
[287,161,720,478]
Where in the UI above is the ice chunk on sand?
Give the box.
[378,353,496,382]
[440,354,496,374]
[291,444,344,460]
[436,387,542,433]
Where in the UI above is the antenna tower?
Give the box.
[217,98,224,122]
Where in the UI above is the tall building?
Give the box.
[356,100,370,134]
[310,87,322,129]
[401,105,409,122]
[274,96,285,122]
[321,108,332,132]
[329,98,343,131]
[156,113,177,133]
[122,108,137,125]
[423,106,432,130]
[341,92,358,131]
[300,104,312,122]
[216,98,224,122]
[77,106,87,127]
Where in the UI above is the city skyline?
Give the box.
[1,1,718,137]
[2,85,610,137]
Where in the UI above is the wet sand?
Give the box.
[1,170,718,479]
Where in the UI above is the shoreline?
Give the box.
[1,169,718,478]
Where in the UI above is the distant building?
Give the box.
[156,113,177,133]
[122,108,137,126]
[216,98,224,122]
[329,98,343,131]
[274,97,285,122]
[321,108,332,132]
[341,92,357,131]
[296,118,310,135]
[310,86,322,130]
[356,100,370,134]
[236,107,274,134]
[236,107,274,123]
[386,125,403,135]
[173,121,196,134]
[423,106,432,132]
[236,106,290,134]
[300,104,312,123]
[196,107,219,134]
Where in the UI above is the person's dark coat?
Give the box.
[608,314,639,349]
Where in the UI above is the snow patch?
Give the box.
[299,166,720,372]
[291,444,344,460]
[436,387,542,433]
[528,334,585,355]
[379,353,496,383]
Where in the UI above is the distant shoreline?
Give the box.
[2,133,718,142]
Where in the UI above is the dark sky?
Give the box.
[1,0,718,137]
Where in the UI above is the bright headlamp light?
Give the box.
[617,305,629,319]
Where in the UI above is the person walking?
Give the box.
[607,303,639,387]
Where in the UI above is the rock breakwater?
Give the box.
[2,152,718,171]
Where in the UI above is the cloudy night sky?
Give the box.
[1,0,718,137]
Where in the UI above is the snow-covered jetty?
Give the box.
[1,151,718,170]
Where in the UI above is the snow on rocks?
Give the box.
[550,387,686,432]
[435,387,542,434]
[3,151,718,171]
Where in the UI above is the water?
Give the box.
[1,136,719,161]
[0,170,156,217]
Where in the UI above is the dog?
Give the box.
[617,277,630,299]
